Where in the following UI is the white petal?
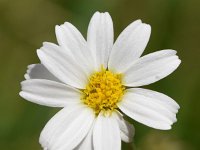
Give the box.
[118,88,180,130]
[39,104,95,150]
[37,42,89,89]
[123,50,181,87]
[132,88,180,113]
[114,111,135,143]
[75,122,94,150]
[93,112,121,150]
[87,12,114,70]
[55,22,95,71]
[108,20,151,73]
[24,64,60,82]
[20,79,81,107]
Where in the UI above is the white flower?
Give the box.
[20,12,181,150]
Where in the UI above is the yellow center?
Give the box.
[82,67,125,115]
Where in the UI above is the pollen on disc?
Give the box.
[82,67,125,115]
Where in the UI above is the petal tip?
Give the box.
[145,23,151,30]
[93,11,100,16]
[24,74,30,80]
[42,42,50,46]
[37,49,43,57]
[19,91,24,98]
[164,125,172,130]
[104,11,111,16]
[137,19,142,23]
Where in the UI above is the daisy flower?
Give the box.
[20,12,181,150]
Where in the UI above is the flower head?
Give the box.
[20,12,181,150]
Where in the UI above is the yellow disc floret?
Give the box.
[82,67,125,115]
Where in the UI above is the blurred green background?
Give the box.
[0,0,199,149]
